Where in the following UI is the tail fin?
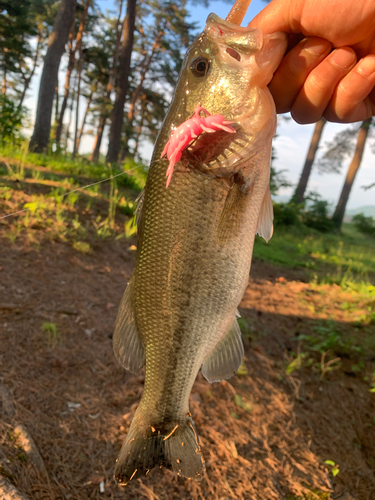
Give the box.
[114,415,205,484]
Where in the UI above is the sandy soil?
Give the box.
[1,236,374,500]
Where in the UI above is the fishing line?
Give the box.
[0,165,144,220]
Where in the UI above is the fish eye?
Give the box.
[191,57,210,77]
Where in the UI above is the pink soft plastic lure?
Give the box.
[160,105,236,187]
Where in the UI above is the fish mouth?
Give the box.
[206,13,263,55]
[182,123,255,177]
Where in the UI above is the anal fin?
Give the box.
[202,312,244,383]
[113,280,145,373]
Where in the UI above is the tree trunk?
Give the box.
[291,117,326,204]
[90,0,124,163]
[29,0,77,153]
[65,74,76,150]
[55,0,91,147]
[332,117,372,229]
[2,68,6,95]
[121,31,162,159]
[90,116,106,163]
[72,42,83,158]
[106,0,137,163]
[133,106,145,157]
[128,31,162,123]
[55,23,75,146]
[76,91,92,153]
[19,30,42,107]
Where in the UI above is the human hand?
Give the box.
[249,0,375,123]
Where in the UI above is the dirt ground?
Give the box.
[1,234,375,500]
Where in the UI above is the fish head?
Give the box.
[155,14,287,174]
[182,13,286,118]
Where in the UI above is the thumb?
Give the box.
[248,0,299,35]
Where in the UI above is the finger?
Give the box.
[269,37,332,114]
[291,47,357,124]
[324,55,375,122]
[248,0,300,35]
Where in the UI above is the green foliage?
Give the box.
[0,0,36,74]
[0,96,26,145]
[269,166,291,195]
[273,202,302,227]
[273,194,334,233]
[324,460,340,477]
[352,213,375,237]
[302,194,335,233]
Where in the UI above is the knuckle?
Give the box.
[306,72,330,96]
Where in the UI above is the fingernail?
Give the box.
[357,55,375,76]
[329,48,356,69]
[303,38,330,57]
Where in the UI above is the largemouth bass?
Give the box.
[113,13,286,485]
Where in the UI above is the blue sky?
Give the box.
[25,0,375,210]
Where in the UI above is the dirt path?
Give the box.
[1,237,374,500]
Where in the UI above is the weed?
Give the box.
[236,361,248,376]
[286,491,330,500]
[0,186,12,200]
[233,394,253,412]
[237,317,254,340]
[73,241,91,253]
[319,352,341,380]
[124,217,137,239]
[41,322,60,347]
[324,460,339,477]
[286,352,307,375]
[297,321,362,356]
[31,169,43,181]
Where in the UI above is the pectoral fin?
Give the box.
[217,182,250,244]
[113,280,145,373]
[256,185,273,242]
[202,312,244,383]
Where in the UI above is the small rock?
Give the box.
[336,493,357,500]
[0,383,15,417]
[14,424,48,477]
[0,477,31,500]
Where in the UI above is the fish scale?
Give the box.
[112,12,287,484]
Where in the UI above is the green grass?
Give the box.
[254,223,375,283]
[0,144,148,191]
[0,148,146,248]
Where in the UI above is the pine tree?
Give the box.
[332,118,373,229]
[291,118,327,204]
[0,0,37,97]
[29,0,77,153]
[106,0,137,163]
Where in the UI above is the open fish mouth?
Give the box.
[183,123,253,177]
